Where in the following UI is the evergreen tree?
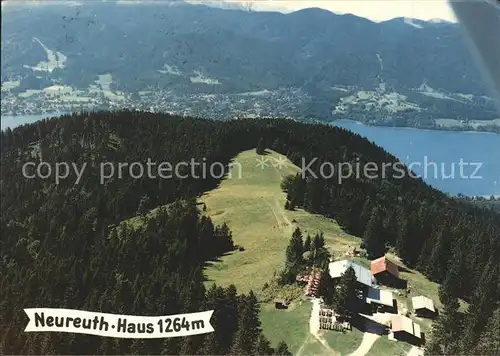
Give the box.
[313,247,331,268]
[358,196,372,234]
[460,256,499,351]
[285,227,304,266]
[333,266,360,318]
[230,291,261,355]
[199,332,217,355]
[256,137,265,155]
[253,335,274,355]
[425,297,462,355]
[318,268,336,306]
[136,194,150,217]
[472,307,500,355]
[304,234,312,252]
[312,232,325,251]
[274,341,292,356]
[304,176,323,213]
[382,210,398,246]
[280,175,296,193]
[425,226,452,282]
[271,138,281,151]
[363,207,386,259]
[439,256,463,306]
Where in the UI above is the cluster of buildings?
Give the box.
[277,255,437,345]
[1,84,312,122]
[327,255,437,345]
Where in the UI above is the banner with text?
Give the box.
[24,308,214,338]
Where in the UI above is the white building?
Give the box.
[366,286,395,308]
[328,260,376,287]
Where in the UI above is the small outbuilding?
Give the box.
[274,299,289,309]
[412,296,437,318]
[391,315,423,345]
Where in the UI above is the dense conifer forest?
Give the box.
[1,111,499,354]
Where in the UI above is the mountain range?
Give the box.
[1,0,499,127]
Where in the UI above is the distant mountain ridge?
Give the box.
[0,1,484,92]
[2,1,498,128]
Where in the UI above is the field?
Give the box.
[201,149,363,294]
[259,301,311,353]
[200,149,446,355]
[200,149,300,293]
[260,300,363,355]
[365,336,412,356]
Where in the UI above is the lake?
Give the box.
[331,120,500,197]
[1,112,66,130]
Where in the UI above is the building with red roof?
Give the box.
[371,256,399,278]
[371,256,403,287]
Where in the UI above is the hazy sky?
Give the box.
[1,0,458,23]
[227,0,458,22]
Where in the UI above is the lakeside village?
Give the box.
[273,232,438,348]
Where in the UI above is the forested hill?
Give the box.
[1,111,500,354]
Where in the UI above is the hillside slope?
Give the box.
[201,149,360,294]
[200,149,448,356]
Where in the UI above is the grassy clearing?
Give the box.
[366,336,412,356]
[200,149,300,294]
[299,339,332,356]
[201,149,359,295]
[259,301,311,354]
[261,299,345,356]
[261,299,363,356]
[323,327,364,355]
[286,209,361,259]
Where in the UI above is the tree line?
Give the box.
[2,110,499,354]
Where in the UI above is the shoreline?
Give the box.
[328,118,500,135]
[1,111,67,130]
[3,112,499,135]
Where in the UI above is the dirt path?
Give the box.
[347,312,396,356]
[295,337,308,356]
[347,332,380,356]
[275,194,292,227]
[309,298,340,356]
[264,194,292,233]
[310,298,321,335]
[265,198,282,229]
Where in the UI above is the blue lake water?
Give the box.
[1,112,66,130]
[331,120,500,197]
